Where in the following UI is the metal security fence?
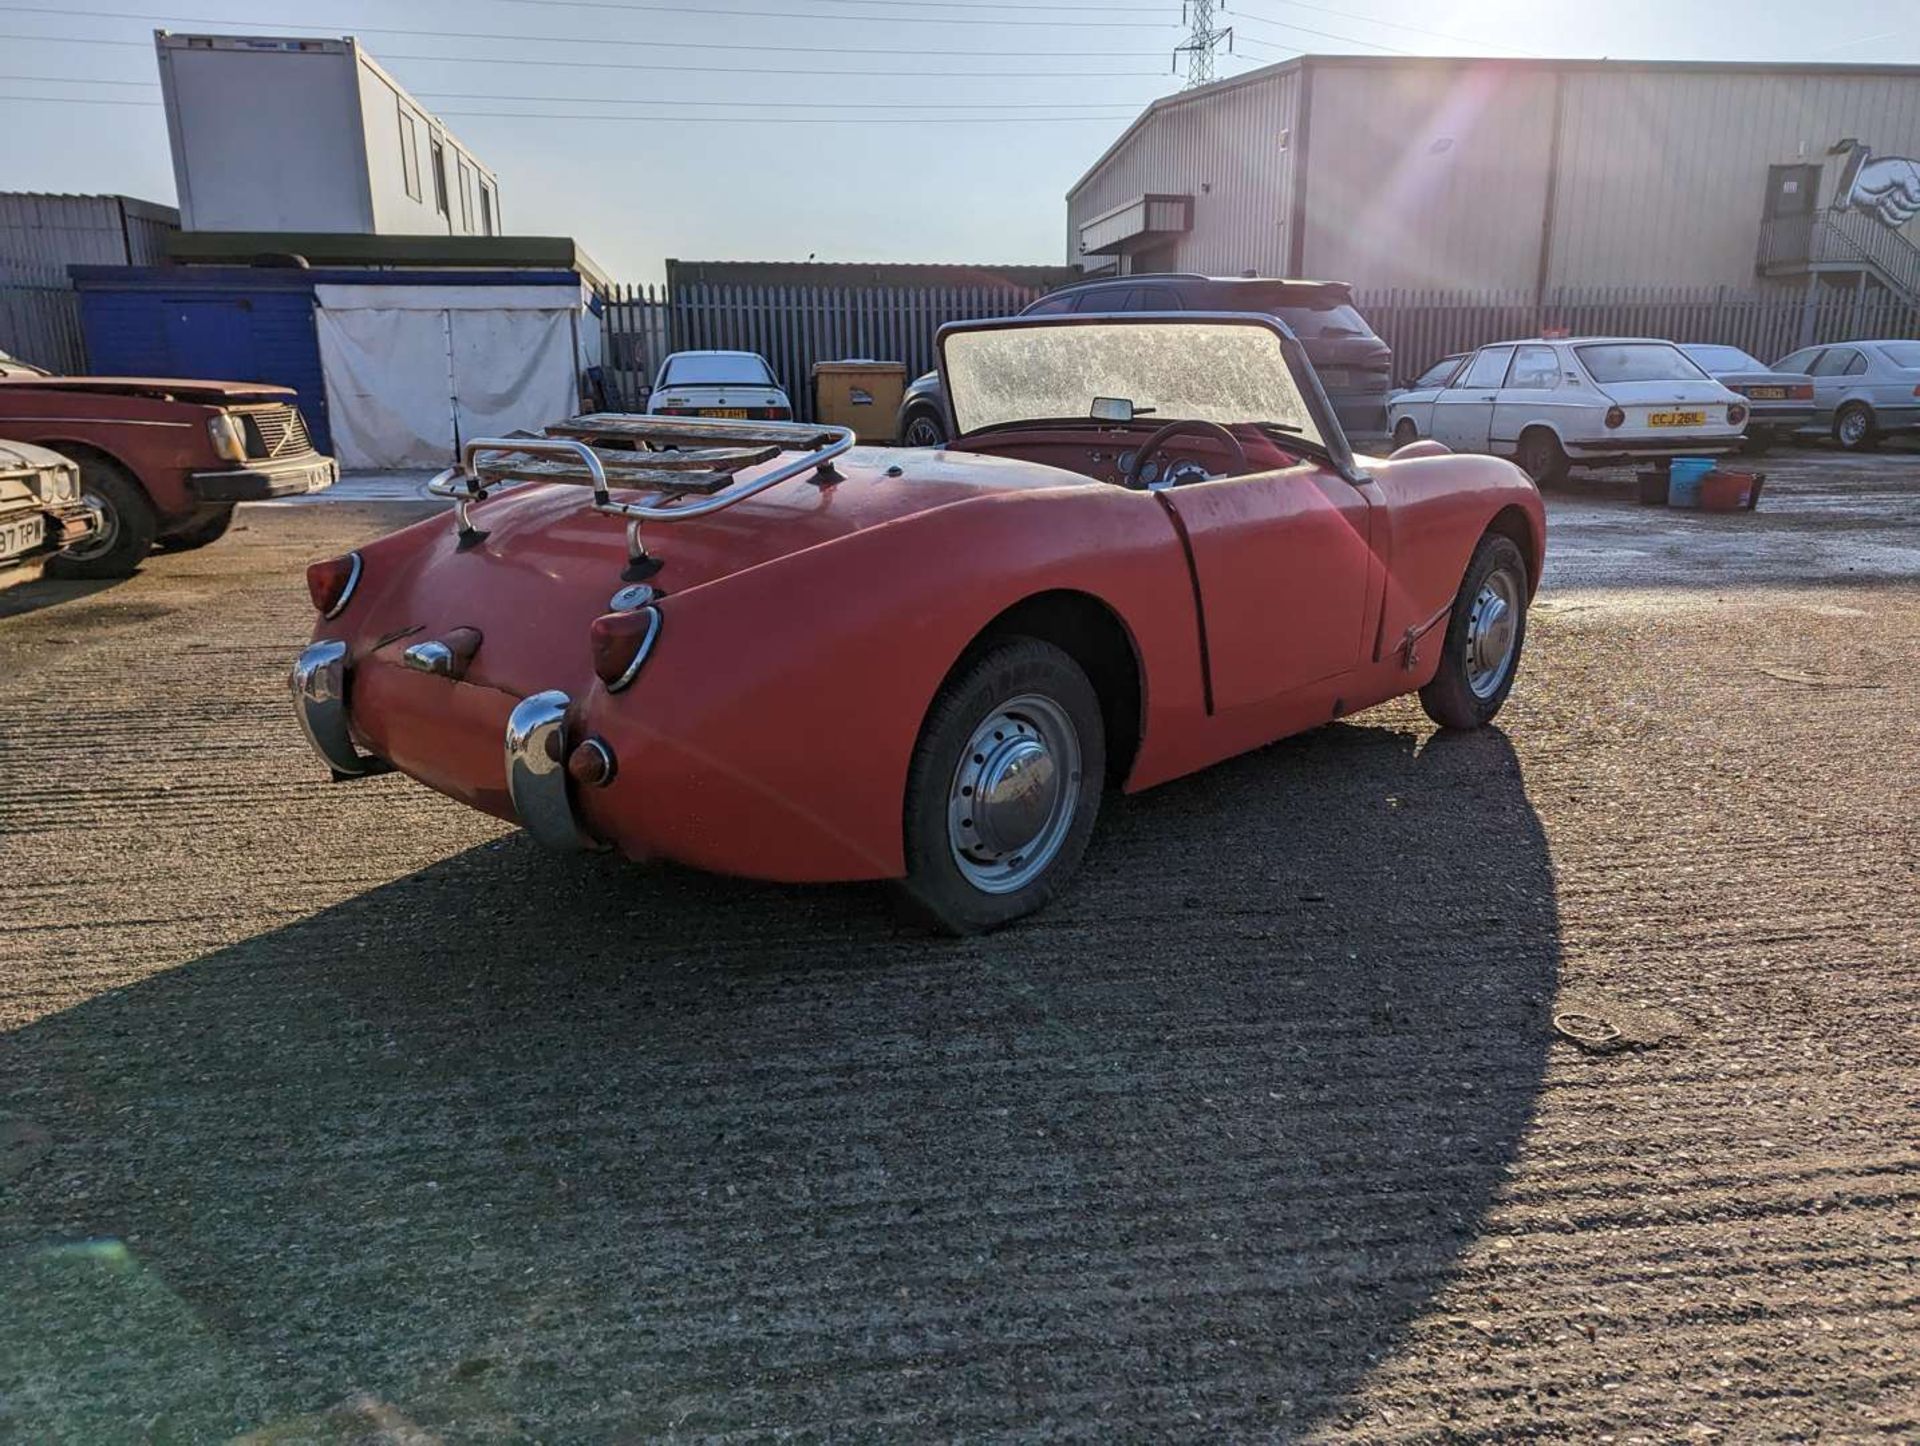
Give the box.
[0,280,86,373]
[600,274,1920,422]
[1359,284,1920,383]
[602,280,1039,421]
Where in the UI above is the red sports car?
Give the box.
[291,313,1543,932]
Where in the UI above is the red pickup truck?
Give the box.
[0,349,336,577]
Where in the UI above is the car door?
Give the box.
[1155,461,1375,712]
[1490,343,1567,458]
[1429,346,1512,453]
[1808,346,1858,426]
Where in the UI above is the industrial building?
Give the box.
[155,32,500,237]
[1067,56,1920,314]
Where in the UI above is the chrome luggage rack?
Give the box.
[426,413,856,578]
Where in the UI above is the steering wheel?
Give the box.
[1124,418,1249,490]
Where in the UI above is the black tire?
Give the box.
[1834,402,1878,452]
[157,506,237,552]
[1419,533,1530,732]
[1740,430,1773,457]
[46,457,156,579]
[899,406,947,448]
[1515,428,1568,486]
[1392,417,1419,449]
[900,637,1105,935]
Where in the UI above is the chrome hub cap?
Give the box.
[948,693,1081,894]
[63,490,116,559]
[1466,567,1521,699]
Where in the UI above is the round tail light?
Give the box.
[306,551,362,618]
[1604,406,1626,430]
[589,605,661,692]
[1728,404,1748,426]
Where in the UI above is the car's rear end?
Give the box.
[646,351,792,421]
[1566,340,1747,464]
[1679,345,1814,444]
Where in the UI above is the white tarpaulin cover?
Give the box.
[314,284,585,469]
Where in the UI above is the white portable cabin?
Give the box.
[154,31,500,238]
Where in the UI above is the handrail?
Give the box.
[425,423,857,565]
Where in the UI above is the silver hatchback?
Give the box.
[1773,340,1920,450]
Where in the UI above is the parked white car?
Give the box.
[1772,339,1920,451]
[646,350,792,421]
[1388,337,1748,483]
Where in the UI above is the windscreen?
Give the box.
[1877,342,1920,369]
[1683,345,1763,372]
[943,319,1323,445]
[1576,343,1709,384]
[661,353,773,386]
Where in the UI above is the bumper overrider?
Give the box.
[289,640,600,852]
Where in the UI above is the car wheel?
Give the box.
[1392,418,1419,449]
[900,407,947,448]
[900,636,1105,934]
[1515,428,1568,485]
[1834,403,1878,451]
[1740,430,1773,457]
[1419,533,1529,731]
[157,506,237,552]
[46,457,156,579]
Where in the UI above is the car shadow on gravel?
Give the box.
[1,720,1557,1440]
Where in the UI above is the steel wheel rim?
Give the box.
[1466,566,1521,699]
[903,416,944,448]
[62,490,117,560]
[947,692,1081,895]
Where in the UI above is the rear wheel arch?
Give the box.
[939,589,1143,785]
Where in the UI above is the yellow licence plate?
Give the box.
[701,408,749,419]
[1648,410,1706,427]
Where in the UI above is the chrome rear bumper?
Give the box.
[505,690,600,852]
[290,641,598,851]
[289,640,390,779]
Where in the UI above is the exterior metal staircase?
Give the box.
[1758,207,1920,313]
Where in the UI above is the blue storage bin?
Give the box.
[1667,457,1714,508]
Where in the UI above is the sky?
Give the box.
[5,0,1920,282]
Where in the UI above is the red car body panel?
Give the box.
[0,376,323,527]
[310,437,1542,884]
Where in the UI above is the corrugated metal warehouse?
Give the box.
[1068,56,1920,308]
[0,193,177,371]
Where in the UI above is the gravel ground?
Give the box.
[1,450,1916,1442]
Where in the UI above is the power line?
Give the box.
[0,91,1138,123]
[1229,2,1527,56]
[0,74,1156,110]
[376,0,1176,24]
[1228,9,1408,55]
[0,33,1172,77]
[0,3,1171,38]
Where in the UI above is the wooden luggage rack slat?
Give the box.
[425,412,857,572]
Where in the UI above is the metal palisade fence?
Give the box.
[601,280,1038,420]
[597,278,1920,425]
[1358,284,1920,383]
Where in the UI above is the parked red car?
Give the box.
[0,349,336,577]
[291,313,1542,932]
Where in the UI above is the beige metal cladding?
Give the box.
[1548,68,1920,288]
[1068,66,1301,277]
[1299,62,1558,291]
